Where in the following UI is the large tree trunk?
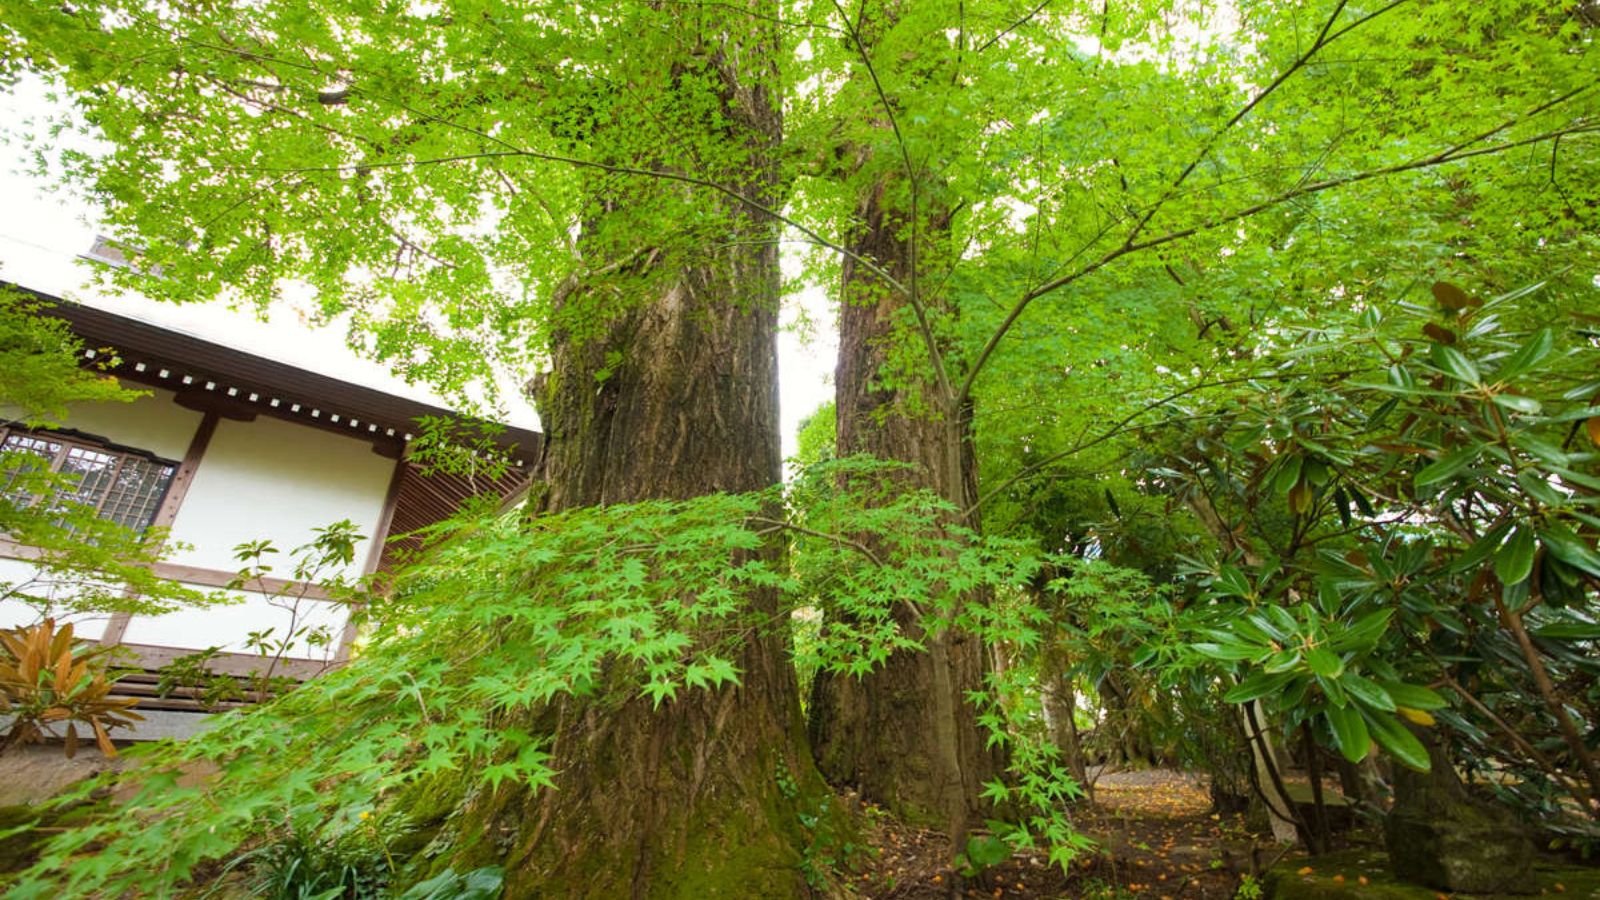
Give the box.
[499,272,810,899]
[443,14,825,897]
[807,175,998,842]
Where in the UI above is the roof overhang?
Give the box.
[7,282,543,468]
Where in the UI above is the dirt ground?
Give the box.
[852,769,1264,899]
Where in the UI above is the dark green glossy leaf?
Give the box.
[1272,454,1303,496]
[1450,521,1513,574]
[1562,380,1600,402]
[1263,605,1299,638]
[1539,525,1600,578]
[1317,578,1341,617]
[1516,470,1565,507]
[1263,648,1303,674]
[1225,670,1295,704]
[1531,620,1600,641]
[1349,486,1375,518]
[1342,672,1395,712]
[1316,673,1345,707]
[1490,393,1540,414]
[1494,527,1536,586]
[1415,446,1478,487]
[1305,647,1343,678]
[1366,711,1431,771]
[1380,682,1447,711]
[1193,642,1264,662]
[1491,328,1553,382]
[1513,434,1569,467]
[1366,398,1398,429]
[1429,344,1479,385]
[1333,610,1392,653]
[1325,703,1370,763]
[1213,566,1253,599]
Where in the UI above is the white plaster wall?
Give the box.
[3,383,204,461]
[0,556,111,639]
[54,384,203,461]
[124,415,393,656]
[4,390,393,658]
[164,415,392,572]
[120,586,349,661]
[1,385,197,640]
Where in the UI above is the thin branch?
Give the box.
[176,21,887,292]
[1123,0,1377,247]
[965,371,1264,519]
[976,0,1056,53]
[649,0,846,34]
[1423,648,1591,809]
[241,149,909,295]
[1496,592,1600,809]
[955,118,1599,407]
[748,516,884,567]
[1431,81,1594,160]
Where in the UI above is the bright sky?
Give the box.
[0,77,837,460]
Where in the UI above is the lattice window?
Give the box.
[0,428,177,534]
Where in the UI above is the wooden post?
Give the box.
[100,410,217,646]
[333,452,408,662]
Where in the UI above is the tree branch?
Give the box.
[242,148,910,295]
[1123,0,1392,247]
[976,0,1056,53]
[965,371,1270,519]
[955,118,1599,406]
[748,516,884,567]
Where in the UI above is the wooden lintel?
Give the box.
[173,389,259,421]
[113,642,332,680]
[142,560,337,602]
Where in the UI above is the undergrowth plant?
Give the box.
[1161,280,1600,841]
[4,457,1090,896]
[0,619,142,757]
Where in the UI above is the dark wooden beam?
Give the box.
[101,411,217,646]
[172,388,259,421]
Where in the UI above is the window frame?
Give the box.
[0,423,180,536]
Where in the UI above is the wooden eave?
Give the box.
[7,283,542,467]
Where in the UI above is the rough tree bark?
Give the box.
[489,263,816,899]
[807,174,1000,843]
[1040,644,1091,797]
[440,12,828,898]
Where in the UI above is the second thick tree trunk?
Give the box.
[807,176,998,840]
